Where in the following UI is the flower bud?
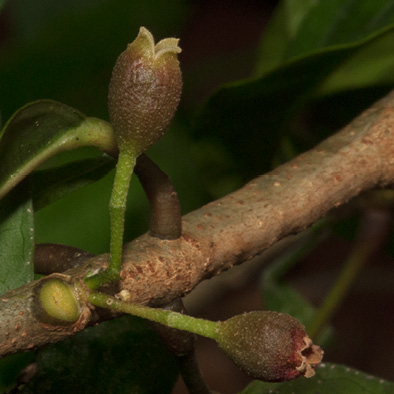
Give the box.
[217,311,323,382]
[108,27,182,155]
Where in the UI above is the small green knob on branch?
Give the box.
[38,279,81,325]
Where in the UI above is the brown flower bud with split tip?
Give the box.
[217,311,323,382]
[108,27,182,156]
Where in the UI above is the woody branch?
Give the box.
[1,89,394,358]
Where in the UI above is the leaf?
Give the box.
[239,363,394,394]
[32,155,116,211]
[22,316,179,394]
[286,0,394,59]
[0,180,34,384]
[0,182,34,295]
[0,352,35,393]
[255,0,394,75]
[0,0,6,12]
[0,100,117,201]
[318,30,394,95]
[194,26,394,179]
[193,42,355,178]
[253,0,316,75]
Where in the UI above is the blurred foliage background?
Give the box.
[2,0,394,393]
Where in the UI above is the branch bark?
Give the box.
[1,90,394,358]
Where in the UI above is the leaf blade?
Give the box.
[240,363,394,394]
[195,26,394,178]
[255,0,394,75]
[0,100,117,201]
[32,155,115,211]
[0,183,34,295]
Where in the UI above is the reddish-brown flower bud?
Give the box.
[217,311,323,382]
[108,27,182,156]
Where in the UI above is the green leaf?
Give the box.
[0,0,6,12]
[0,100,117,201]
[254,0,316,75]
[32,155,116,211]
[194,44,355,178]
[255,0,394,75]
[22,316,179,394]
[195,26,394,179]
[240,363,394,394]
[0,352,35,393]
[0,183,34,295]
[318,29,394,95]
[286,0,394,59]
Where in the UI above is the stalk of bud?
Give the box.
[87,292,323,383]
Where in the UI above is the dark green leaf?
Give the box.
[287,0,394,59]
[32,155,115,211]
[255,0,394,75]
[0,100,117,201]
[0,182,34,295]
[318,31,394,96]
[0,0,6,12]
[22,316,179,394]
[254,0,316,75]
[194,44,355,179]
[240,363,394,394]
[0,352,35,393]
[195,26,394,179]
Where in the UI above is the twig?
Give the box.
[1,89,394,358]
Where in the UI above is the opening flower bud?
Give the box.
[108,26,182,155]
[217,311,323,382]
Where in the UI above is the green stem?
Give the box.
[87,291,220,340]
[308,242,375,340]
[85,150,136,289]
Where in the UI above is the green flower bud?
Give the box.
[217,311,323,382]
[108,27,182,155]
[39,279,80,325]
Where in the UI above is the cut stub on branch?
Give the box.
[34,243,94,275]
[135,154,182,240]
